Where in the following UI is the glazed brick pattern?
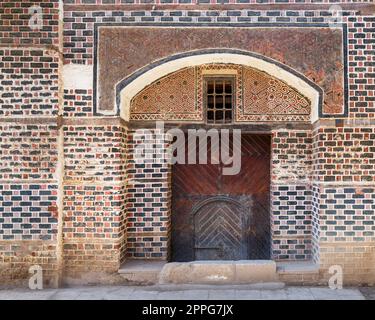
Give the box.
[127,232,169,259]
[272,238,312,261]
[63,182,127,272]
[272,130,312,183]
[0,0,61,284]
[63,89,94,117]
[0,240,58,286]
[0,0,59,46]
[271,130,313,260]
[62,125,127,272]
[0,184,58,241]
[125,129,170,181]
[63,9,357,65]
[126,181,170,258]
[272,185,312,239]
[64,125,126,183]
[271,184,312,260]
[0,49,59,117]
[63,184,125,240]
[313,127,375,183]
[318,186,375,243]
[125,129,171,259]
[312,183,375,282]
[0,124,58,180]
[347,16,375,118]
[311,183,320,263]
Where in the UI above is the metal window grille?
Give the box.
[205,77,234,124]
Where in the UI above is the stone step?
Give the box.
[159,260,278,285]
[148,282,285,291]
[119,260,279,285]
[118,260,166,285]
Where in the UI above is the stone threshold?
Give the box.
[118,259,166,285]
[119,259,278,285]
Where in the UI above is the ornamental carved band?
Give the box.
[130,64,311,122]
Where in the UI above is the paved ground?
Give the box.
[358,287,375,300]
[0,284,369,300]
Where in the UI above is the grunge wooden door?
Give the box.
[171,134,271,262]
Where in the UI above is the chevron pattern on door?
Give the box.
[171,134,271,262]
[194,198,247,260]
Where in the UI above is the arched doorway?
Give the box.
[121,51,318,263]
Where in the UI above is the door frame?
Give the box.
[170,130,273,261]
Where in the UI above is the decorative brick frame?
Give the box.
[90,22,348,120]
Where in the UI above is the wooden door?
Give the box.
[171,134,271,261]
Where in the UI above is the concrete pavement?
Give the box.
[0,284,368,300]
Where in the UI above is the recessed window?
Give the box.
[205,78,234,124]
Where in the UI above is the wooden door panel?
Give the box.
[172,164,220,196]
[249,194,271,259]
[171,134,271,262]
[171,197,195,262]
[221,135,271,195]
[194,199,247,260]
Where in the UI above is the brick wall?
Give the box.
[311,184,320,263]
[49,3,375,285]
[0,49,59,117]
[62,8,359,66]
[313,126,375,183]
[347,16,375,118]
[63,124,127,276]
[319,186,375,243]
[0,123,59,180]
[64,125,125,184]
[63,89,93,117]
[0,0,59,46]
[0,183,58,241]
[272,185,312,260]
[312,125,375,284]
[0,0,62,286]
[0,0,374,286]
[0,240,58,286]
[125,128,171,259]
[271,130,313,261]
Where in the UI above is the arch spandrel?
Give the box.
[118,50,321,123]
[129,63,312,123]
